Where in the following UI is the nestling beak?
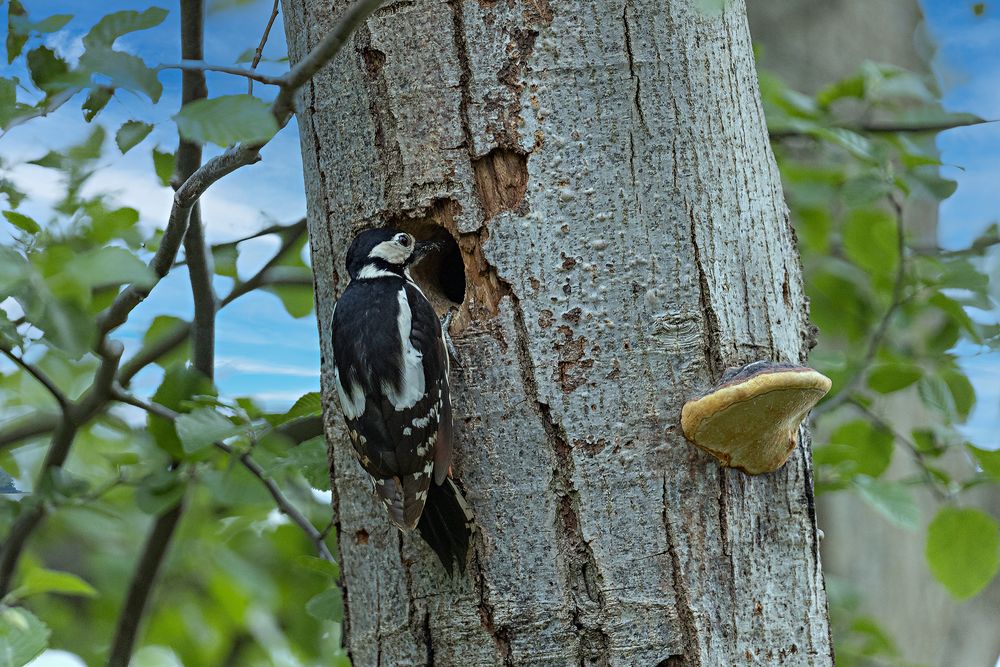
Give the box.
[408,239,440,265]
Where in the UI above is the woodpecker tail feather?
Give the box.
[417,477,474,575]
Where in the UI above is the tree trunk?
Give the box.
[283,0,832,664]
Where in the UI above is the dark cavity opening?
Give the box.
[393,222,465,315]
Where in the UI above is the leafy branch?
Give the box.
[815,195,907,417]
[113,389,335,564]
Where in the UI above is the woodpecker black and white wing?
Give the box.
[330,279,452,530]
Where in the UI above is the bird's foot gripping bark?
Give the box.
[442,309,463,371]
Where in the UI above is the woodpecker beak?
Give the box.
[408,239,440,265]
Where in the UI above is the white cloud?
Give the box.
[215,357,317,378]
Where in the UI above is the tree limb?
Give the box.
[107,498,186,667]
[109,6,211,663]
[113,389,335,563]
[158,60,284,87]
[0,414,60,450]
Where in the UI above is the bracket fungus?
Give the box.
[681,361,832,475]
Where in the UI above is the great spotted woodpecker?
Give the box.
[330,228,473,574]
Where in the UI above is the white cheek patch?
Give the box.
[381,288,425,410]
[370,240,411,265]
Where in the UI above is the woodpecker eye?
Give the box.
[395,234,411,248]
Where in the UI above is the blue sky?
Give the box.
[1,0,997,444]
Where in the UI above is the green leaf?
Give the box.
[115,120,153,154]
[5,1,28,64]
[917,375,957,422]
[67,124,106,162]
[926,507,1000,599]
[273,392,322,426]
[866,363,922,394]
[173,94,279,147]
[79,48,162,103]
[82,7,169,50]
[814,420,894,479]
[305,587,344,621]
[0,606,50,666]
[82,85,114,122]
[280,436,330,490]
[295,555,340,579]
[142,316,191,369]
[26,46,85,95]
[929,292,980,341]
[22,14,73,34]
[909,168,958,200]
[33,299,94,359]
[942,369,975,422]
[853,476,920,530]
[135,470,185,515]
[842,208,898,280]
[65,246,155,289]
[175,408,248,454]
[265,283,315,319]
[2,211,40,235]
[202,464,272,506]
[968,445,1000,480]
[842,172,891,206]
[212,244,239,279]
[13,568,98,599]
[9,11,72,39]
[152,148,175,187]
[148,366,215,458]
[84,203,140,244]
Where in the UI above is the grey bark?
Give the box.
[284,0,832,664]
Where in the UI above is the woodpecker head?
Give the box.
[345,228,438,280]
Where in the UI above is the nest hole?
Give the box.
[396,222,465,315]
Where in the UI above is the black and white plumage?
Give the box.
[330,228,473,574]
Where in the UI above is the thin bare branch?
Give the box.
[158,60,284,87]
[847,398,951,503]
[769,116,992,140]
[248,0,281,94]
[272,0,386,121]
[113,389,335,563]
[0,343,70,412]
[815,196,907,417]
[221,218,308,306]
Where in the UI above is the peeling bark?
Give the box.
[283,0,833,664]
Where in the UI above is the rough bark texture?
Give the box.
[283,0,832,664]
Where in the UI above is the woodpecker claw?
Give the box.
[442,309,463,371]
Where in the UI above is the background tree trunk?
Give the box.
[747,3,1000,665]
[284,0,832,663]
